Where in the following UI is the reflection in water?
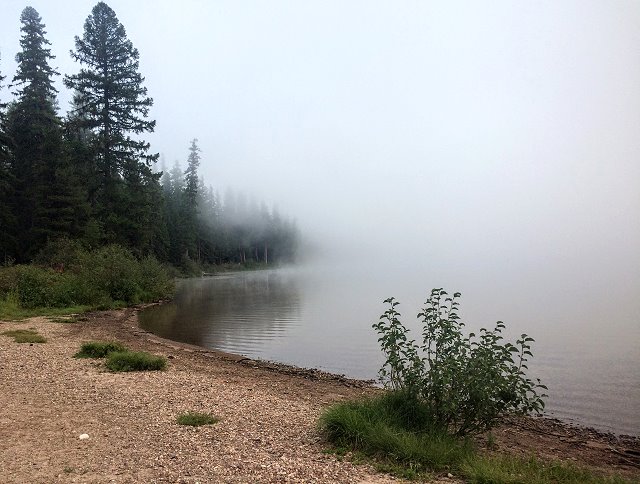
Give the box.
[139,267,640,436]
[139,271,302,358]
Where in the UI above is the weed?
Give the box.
[176,411,219,426]
[74,341,127,358]
[105,350,166,372]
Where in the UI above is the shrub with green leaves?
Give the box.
[0,241,174,316]
[74,341,127,358]
[373,288,547,436]
[105,350,166,372]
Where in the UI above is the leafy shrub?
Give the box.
[14,265,57,309]
[0,265,20,298]
[48,272,102,307]
[88,245,142,304]
[176,411,219,426]
[137,256,174,301]
[373,288,547,436]
[105,350,167,372]
[74,341,127,358]
[0,241,174,313]
[2,329,47,343]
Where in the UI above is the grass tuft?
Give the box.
[74,341,127,358]
[176,411,219,427]
[462,454,632,484]
[319,392,635,483]
[105,350,166,372]
[319,392,473,474]
[1,329,46,343]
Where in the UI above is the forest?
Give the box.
[0,3,298,271]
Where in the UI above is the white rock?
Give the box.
[79,433,90,440]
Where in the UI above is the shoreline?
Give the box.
[140,301,638,441]
[0,308,638,482]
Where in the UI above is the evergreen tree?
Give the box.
[183,139,201,260]
[0,54,17,262]
[65,2,158,251]
[6,7,74,260]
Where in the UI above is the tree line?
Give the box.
[0,3,298,269]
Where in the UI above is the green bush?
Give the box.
[74,341,127,358]
[88,245,142,304]
[105,350,167,372]
[0,265,20,298]
[176,411,219,426]
[137,256,174,301]
[14,265,58,309]
[373,289,547,436]
[0,241,175,314]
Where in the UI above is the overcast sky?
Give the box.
[1,1,638,294]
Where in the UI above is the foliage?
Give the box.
[74,341,127,358]
[320,394,631,483]
[105,350,166,372]
[373,289,547,436]
[0,242,174,314]
[2,329,46,343]
[176,411,219,427]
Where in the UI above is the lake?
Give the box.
[139,265,640,436]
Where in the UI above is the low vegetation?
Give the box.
[372,289,547,437]
[320,392,473,476]
[176,411,219,427]
[0,240,174,319]
[319,289,629,483]
[105,350,167,372]
[74,341,127,358]
[1,328,46,343]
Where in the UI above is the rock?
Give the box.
[79,433,89,440]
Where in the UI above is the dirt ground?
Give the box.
[0,308,638,483]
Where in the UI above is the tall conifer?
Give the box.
[6,7,69,260]
[65,2,158,251]
[183,139,201,260]
[0,54,17,261]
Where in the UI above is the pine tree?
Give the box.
[183,139,201,260]
[0,54,17,262]
[6,7,71,260]
[65,2,158,251]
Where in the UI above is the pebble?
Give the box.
[79,434,90,440]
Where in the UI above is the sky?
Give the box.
[1,0,639,296]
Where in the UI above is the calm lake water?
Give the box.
[139,265,640,436]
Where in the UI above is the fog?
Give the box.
[1,0,639,326]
